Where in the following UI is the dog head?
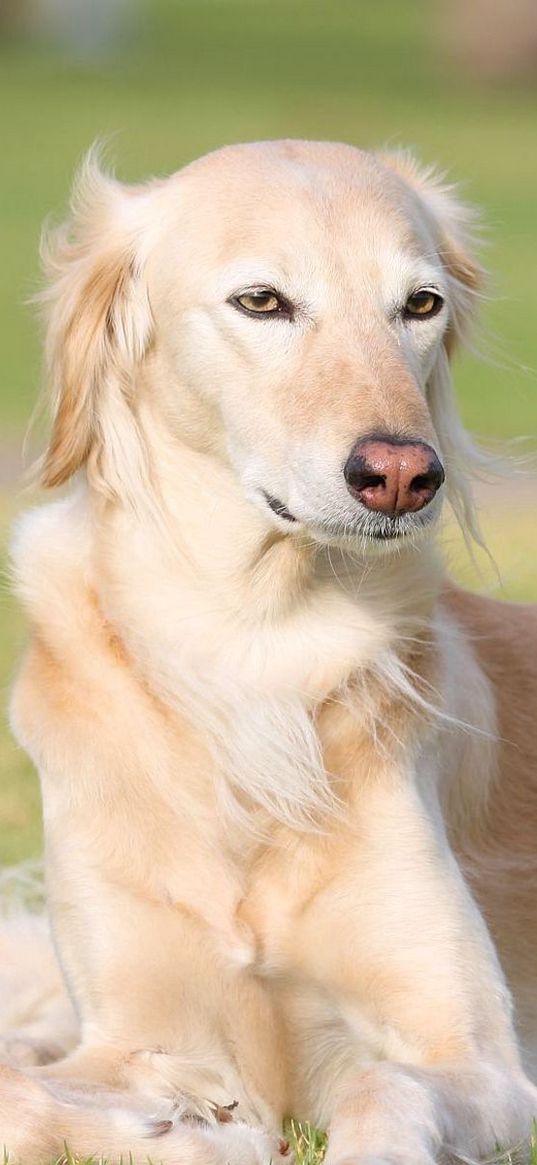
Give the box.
[38,140,484,548]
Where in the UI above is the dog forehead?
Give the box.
[159,140,422,262]
[180,138,379,185]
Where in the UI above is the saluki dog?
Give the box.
[2,140,537,1164]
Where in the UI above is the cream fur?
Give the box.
[2,139,537,1164]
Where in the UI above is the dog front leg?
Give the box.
[326,1061,537,1165]
[10,637,287,1130]
[292,774,537,1164]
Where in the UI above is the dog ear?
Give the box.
[37,150,154,498]
[377,150,484,354]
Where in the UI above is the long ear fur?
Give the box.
[37,149,154,502]
[378,149,493,547]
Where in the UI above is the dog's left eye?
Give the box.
[230,288,290,317]
[403,289,444,319]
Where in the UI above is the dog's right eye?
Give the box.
[229,288,291,318]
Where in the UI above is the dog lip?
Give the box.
[370,527,402,540]
[261,491,297,523]
[366,506,438,540]
[308,501,439,543]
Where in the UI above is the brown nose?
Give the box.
[344,437,445,515]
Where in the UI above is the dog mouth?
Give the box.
[261,489,438,542]
[261,492,298,524]
[260,493,435,542]
[361,509,437,540]
[319,503,439,542]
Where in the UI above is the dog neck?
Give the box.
[86,437,444,828]
[89,402,443,679]
[12,429,444,831]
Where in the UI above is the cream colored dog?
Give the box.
[2,139,537,1164]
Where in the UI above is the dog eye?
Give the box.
[230,288,290,317]
[403,289,444,320]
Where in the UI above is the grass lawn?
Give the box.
[0,3,536,1159]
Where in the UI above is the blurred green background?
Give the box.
[1,0,536,865]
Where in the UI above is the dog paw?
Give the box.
[204,1122,295,1165]
[121,1110,293,1165]
[136,1096,292,1165]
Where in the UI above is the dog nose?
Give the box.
[344,437,445,515]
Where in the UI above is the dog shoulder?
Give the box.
[10,491,92,632]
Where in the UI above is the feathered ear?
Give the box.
[378,150,492,547]
[37,149,154,499]
[378,149,484,354]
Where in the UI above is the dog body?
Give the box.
[3,141,537,1163]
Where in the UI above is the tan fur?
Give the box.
[2,140,537,1164]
